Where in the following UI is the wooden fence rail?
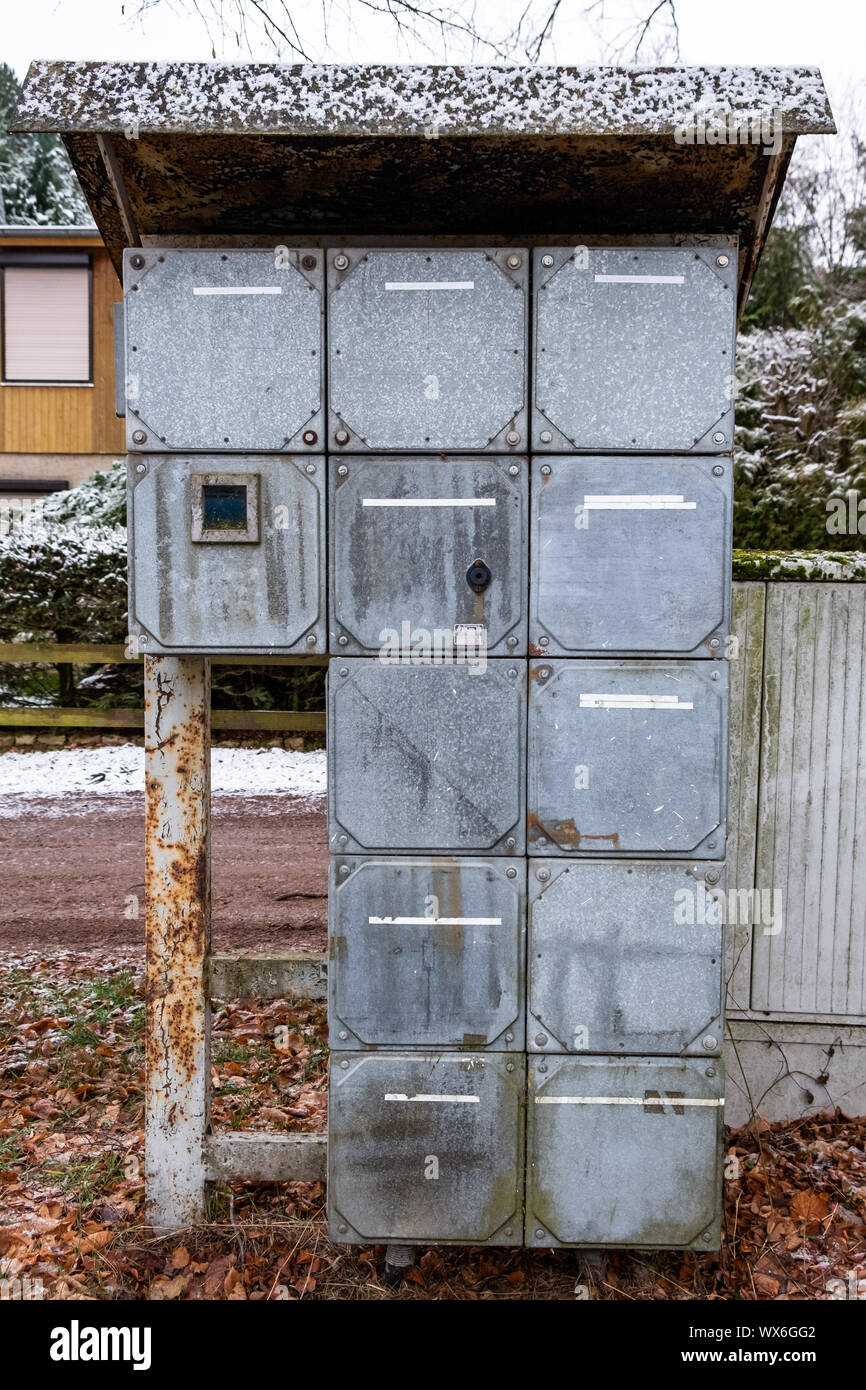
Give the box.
[0,642,325,732]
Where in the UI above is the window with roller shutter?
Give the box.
[0,255,92,385]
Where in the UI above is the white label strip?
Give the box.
[385,1094,480,1103]
[193,286,282,295]
[385,281,474,291]
[580,694,694,710]
[583,494,696,511]
[594,274,684,285]
[361,498,496,508]
[535,1096,724,1107]
[369,916,502,926]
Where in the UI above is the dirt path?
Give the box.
[0,796,328,956]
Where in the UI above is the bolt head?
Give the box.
[535,1033,548,1046]
[338,1223,348,1233]
[506,866,517,879]
[338,635,348,646]
[713,431,726,444]
[338,865,350,876]
[535,1229,545,1239]
[306,633,317,645]
[716,254,730,268]
[539,430,553,444]
[506,430,521,446]
[712,464,725,477]
[138,635,148,646]
[135,462,146,474]
[334,428,350,446]
[705,869,720,884]
[540,464,552,476]
[537,868,550,882]
[539,636,549,648]
[507,668,517,679]
[541,254,554,268]
[338,1030,348,1040]
[539,667,550,679]
[338,834,348,845]
[506,253,522,269]
[706,1067,716,1078]
[130,253,145,269]
[132,429,147,445]
[337,464,349,477]
[334,253,350,271]
[709,638,721,649]
[305,462,316,474]
[302,254,317,270]
[302,430,318,446]
[702,1035,718,1052]
[339,667,348,677]
[506,635,518,647]
[536,835,547,847]
[505,836,516,848]
[508,464,520,477]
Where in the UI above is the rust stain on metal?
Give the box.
[528,812,620,850]
[145,660,210,1103]
[528,641,546,657]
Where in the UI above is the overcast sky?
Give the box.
[2,0,862,133]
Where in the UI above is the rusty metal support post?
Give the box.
[144,655,211,1230]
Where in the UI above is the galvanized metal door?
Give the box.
[528,859,724,1055]
[327,248,528,452]
[123,248,324,452]
[526,1055,724,1247]
[329,659,526,853]
[329,856,525,1050]
[330,455,528,655]
[528,659,728,857]
[530,456,732,656]
[329,1052,524,1244]
[128,454,326,654]
[532,245,736,453]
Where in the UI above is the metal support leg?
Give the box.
[144,656,211,1230]
[384,1244,416,1286]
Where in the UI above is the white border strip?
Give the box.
[579,694,694,710]
[535,1096,724,1107]
[193,286,282,295]
[385,1094,480,1103]
[361,498,496,508]
[583,494,696,511]
[594,274,684,285]
[369,916,503,926]
[385,280,474,291]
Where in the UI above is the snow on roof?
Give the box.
[12,61,835,139]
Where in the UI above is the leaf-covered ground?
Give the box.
[1,956,864,1301]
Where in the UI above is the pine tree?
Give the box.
[0,64,90,225]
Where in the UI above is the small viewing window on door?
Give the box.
[190,473,260,543]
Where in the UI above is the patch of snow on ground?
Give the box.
[0,744,326,817]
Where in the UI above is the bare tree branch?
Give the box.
[133,0,683,65]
